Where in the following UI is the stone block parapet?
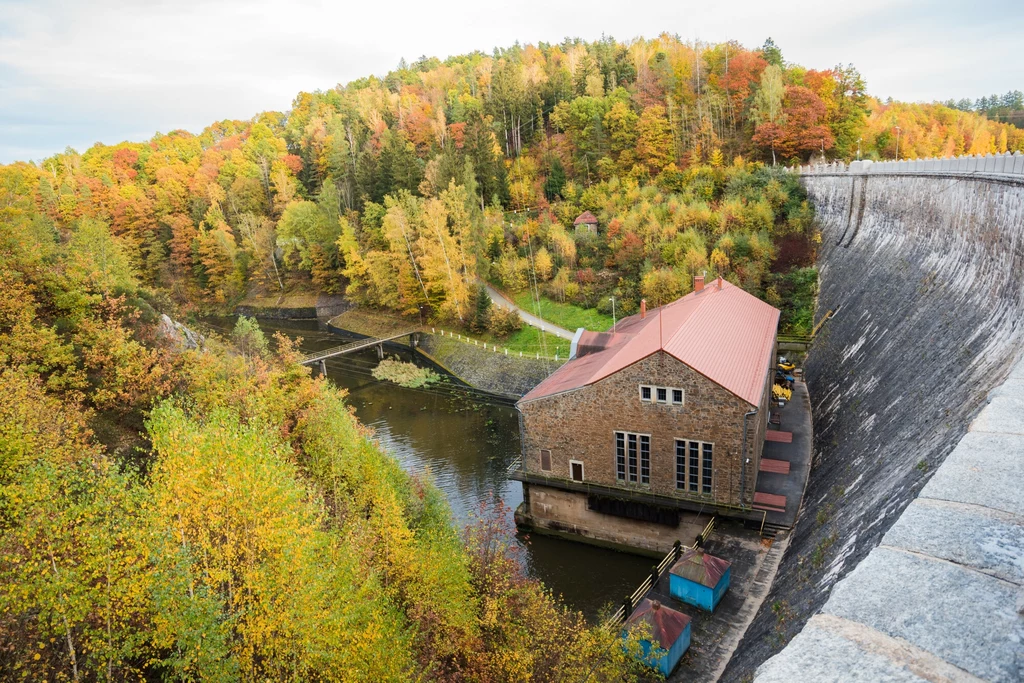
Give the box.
[798,151,1024,181]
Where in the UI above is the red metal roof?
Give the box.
[573,210,598,225]
[624,598,691,649]
[669,548,731,588]
[520,279,779,406]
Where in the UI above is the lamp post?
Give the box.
[857,137,862,160]
[820,138,825,162]
[895,126,902,161]
[609,297,616,333]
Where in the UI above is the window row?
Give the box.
[639,384,684,405]
[545,436,713,495]
[540,449,585,483]
[614,434,713,495]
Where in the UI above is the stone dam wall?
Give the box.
[723,170,1024,680]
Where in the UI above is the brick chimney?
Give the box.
[640,299,647,319]
[694,275,705,292]
[717,275,723,289]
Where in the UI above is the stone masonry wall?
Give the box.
[723,173,1024,680]
[519,351,764,507]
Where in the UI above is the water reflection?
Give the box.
[203,317,651,620]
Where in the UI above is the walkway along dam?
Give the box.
[723,157,1024,681]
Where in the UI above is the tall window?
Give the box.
[675,441,686,489]
[616,433,626,480]
[688,441,699,492]
[615,431,650,484]
[676,439,713,495]
[540,449,551,472]
[702,443,713,495]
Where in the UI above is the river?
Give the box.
[204,317,651,621]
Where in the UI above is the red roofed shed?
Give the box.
[623,598,691,676]
[573,210,599,233]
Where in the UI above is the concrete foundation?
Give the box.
[516,485,708,555]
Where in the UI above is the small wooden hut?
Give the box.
[669,547,731,612]
[622,598,691,677]
[573,210,598,233]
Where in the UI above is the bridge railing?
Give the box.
[798,151,1024,177]
[299,330,419,365]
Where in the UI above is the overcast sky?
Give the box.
[1,0,1021,164]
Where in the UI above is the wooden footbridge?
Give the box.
[299,330,420,372]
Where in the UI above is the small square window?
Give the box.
[656,387,668,403]
[640,385,652,401]
[540,449,551,471]
[672,389,684,405]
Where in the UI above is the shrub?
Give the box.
[232,315,268,360]
[488,306,523,337]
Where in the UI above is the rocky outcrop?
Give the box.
[157,314,204,350]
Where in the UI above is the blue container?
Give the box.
[622,598,691,677]
[669,548,732,612]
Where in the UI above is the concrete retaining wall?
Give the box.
[724,172,1024,679]
[235,294,351,320]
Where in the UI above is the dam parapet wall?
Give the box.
[724,169,1024,680]
[800,150,1024,178]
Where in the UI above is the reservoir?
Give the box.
[206,317,652,621]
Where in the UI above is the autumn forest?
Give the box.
[1,33,1021,680]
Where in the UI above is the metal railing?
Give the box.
[602,516,717,630]
[430,326,567,362]
[510,470,763,520]
[506,455,522,476]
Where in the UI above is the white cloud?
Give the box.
[0,0,1021,163]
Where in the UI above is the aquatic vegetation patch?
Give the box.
[372,358,441,388]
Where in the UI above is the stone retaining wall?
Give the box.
[417,333,557,398]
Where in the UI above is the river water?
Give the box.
[205,317,651,621]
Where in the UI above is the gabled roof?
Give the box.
[670,548,731,588]
[573,210,598,225]
[519,279,779,406]
[624,598,690,649]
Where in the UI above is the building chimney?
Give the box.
[717,275,723,289]
[694,275,705,292]
[640,299,647,319]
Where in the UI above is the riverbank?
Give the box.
[327,307,562,398]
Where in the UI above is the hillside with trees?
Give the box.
[0,170,647,679]
[6,36,1021,338]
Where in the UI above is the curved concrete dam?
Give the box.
[724,168,1024,681]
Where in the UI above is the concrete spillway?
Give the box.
[723,170,1024,681]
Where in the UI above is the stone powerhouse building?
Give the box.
[512,277,779,552]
